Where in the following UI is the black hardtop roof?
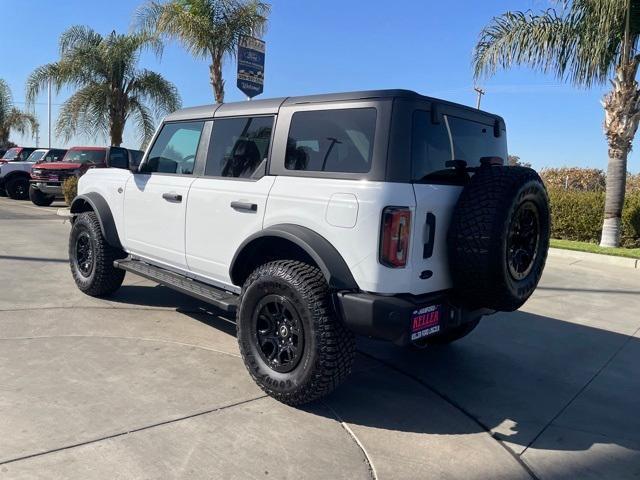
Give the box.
[164,89,503,122]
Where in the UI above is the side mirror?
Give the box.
[107,147,129,170]
[129,162,139,173]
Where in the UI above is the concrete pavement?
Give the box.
[0,196,638,479]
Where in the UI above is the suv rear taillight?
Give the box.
[380,207,411,268]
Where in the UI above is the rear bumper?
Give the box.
[30,181,62,196]
[335,291,492,346]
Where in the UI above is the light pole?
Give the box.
[47,79,52,148]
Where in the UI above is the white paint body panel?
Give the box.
[79,168,461,296]
[264,176,459,295]
[185,176,275,286]
[123,174,195,269]
[77,168,130,239]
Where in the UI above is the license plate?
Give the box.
[410,304,442,341]
[47,175,58,181]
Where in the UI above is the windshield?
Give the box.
[26,150,46,163]
[63,149,105,164]
[2,148,20,160]
[412,111,508,182]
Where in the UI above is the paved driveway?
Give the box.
[0,197,638,479]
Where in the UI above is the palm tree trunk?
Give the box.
[210,51,225,104]
[109,116,124,147]
[600,59,640,247]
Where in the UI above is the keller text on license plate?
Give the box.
[410,304,441,341]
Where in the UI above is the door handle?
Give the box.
[162,192,182,202]
[230,201,258,212]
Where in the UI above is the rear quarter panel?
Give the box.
[265,176,420,294]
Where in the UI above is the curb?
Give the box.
[56,208,72,219]
[549,247,639,270]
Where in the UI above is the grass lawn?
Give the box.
[550,239,640,259]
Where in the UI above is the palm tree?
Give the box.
[136,0,270,103]
[26,26,181,147]
[473,0,640,247]
[0,79,39,148]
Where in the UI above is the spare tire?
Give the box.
[447,165,550,311]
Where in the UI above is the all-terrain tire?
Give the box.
[6,177,29,200]
[69,212,126,296]
[237,260,356,405]
[29,186,55,206]
[447,166,550,311]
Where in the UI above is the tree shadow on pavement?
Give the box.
[318,310,640,457]
[104,282,640,465]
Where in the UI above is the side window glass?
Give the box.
[285,108,376,173]
[144,121,204,174]
[205,116,273,178]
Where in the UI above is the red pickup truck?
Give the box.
[29,146,142,206]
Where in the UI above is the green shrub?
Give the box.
[62,176,78,206]
[548,188,640,247]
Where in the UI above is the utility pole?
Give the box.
[47,79,52,148]
[474,87,485,109]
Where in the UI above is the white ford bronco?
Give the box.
[68,90,550,405]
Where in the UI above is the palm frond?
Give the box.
[5,108,39,139]
[474,0,638,87]
[127,69,181,118]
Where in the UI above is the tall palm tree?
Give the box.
[474,0,640,247]
[26,26,181,147]
[136,0,270,103]
[0,79,38,148]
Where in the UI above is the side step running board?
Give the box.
[114,259,238,313]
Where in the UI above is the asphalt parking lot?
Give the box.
[0,196,639,480]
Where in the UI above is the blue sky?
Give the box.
[0,0,633,172]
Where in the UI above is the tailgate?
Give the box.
[410,183,463,294]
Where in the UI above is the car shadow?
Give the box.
[106,282,640,458]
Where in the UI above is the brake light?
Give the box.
[380,207,411,268]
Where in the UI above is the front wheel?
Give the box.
[69,212,126,296]
[237,260,356,405]
[29,186,55,206]
[6,177,29,200]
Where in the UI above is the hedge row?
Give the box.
[540,168,640,193]
[548,189,640,247]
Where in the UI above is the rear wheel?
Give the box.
[6,177,29,200]
[237,260,355,405]
[69,212,126,296]
[29,186,55,206]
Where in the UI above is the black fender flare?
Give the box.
[3,170,30,183]
[230,224,358,291]
[70,192,123,250]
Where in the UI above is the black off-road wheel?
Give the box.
[29,186,55,206]
[237,260,356,405]
[69,212,126,296]
[448,165,550,311]
[6,177,29,200]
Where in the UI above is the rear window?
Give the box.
[63,149,106,164]
[285,108,376,174]
[412,111,507,182]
